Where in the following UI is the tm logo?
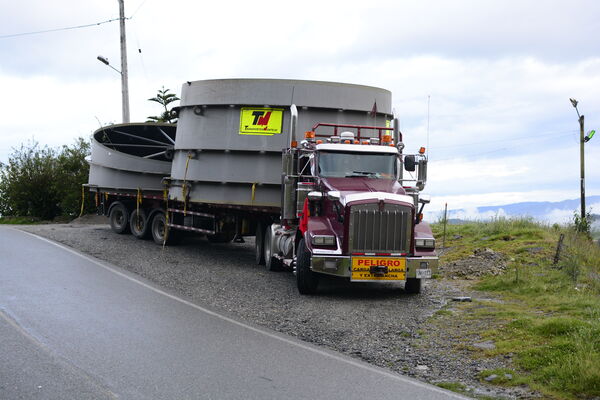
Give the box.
[251,110,272,130]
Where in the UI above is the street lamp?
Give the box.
[569,98,595,228]
[97,55,130,123]
[96,56,122,75]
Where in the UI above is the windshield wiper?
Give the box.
[346,170,378,178]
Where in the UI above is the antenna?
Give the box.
[427,95,430,156]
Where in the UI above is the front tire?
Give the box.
[404,278,422,294]
[296,238,319,295]
[264,224,282,271]
[109,202,130,234]
[255,222,265,265]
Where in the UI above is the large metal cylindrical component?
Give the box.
[88,123,176,192]
[169,79,392,209]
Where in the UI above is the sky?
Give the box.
[1,0,599,221]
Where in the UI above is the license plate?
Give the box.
[416,269,432,279]
[351,257,406,281]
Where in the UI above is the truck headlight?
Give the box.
[312,235,336,246]
[415,238,435,248]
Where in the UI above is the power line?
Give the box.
[130,0,150,18]
[0,17,125,39]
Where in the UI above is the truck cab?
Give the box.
[267,113,438,294]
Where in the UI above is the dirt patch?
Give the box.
[440,248,507,279]
[70,214,108,225]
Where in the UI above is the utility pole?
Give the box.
[118,0,130,123]
[579,113,585,220]
[571,98,586,224]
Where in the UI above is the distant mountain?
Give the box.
[475,196,600,218]
[435,196,600,225]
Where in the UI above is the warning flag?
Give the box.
[370,101,378,117]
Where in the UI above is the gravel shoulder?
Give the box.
[18,221,538,399]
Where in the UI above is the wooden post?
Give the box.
[442,202,448,249]
[553,233,565,265]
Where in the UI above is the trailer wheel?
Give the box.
[130,208,150,239]
[264,224,282,271]
[151,212,180,245]
[255,222,265,265]
[109,202,130,234]
[404,278,421,294]
[296,238,319,295]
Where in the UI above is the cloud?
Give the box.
[1,0,599,212]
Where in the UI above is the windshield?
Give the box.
[317,151,397,179]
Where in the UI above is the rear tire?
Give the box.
[264,224,282,271]
[109,202,130,234]
[404,278,422,294]
[130,208,150,239]
[296,238,319,295]
[151,212,180,245]
[255,222,265,265]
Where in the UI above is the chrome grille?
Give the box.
[349,203,412,253]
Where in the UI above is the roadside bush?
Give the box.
[0,138,92,220]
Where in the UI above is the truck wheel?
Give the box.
[255,222,265,265]
[151,212,180,245]
[404,278,421,294]
[264,224,282,271]
[130,208,150,239]
[296,238,319,295]
[109,202,130,234]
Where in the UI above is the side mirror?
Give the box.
[404,155,416,172]
[419,195,431,204]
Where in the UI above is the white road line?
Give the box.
[15,228,465,399]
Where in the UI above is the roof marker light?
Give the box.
[419,147,426,154]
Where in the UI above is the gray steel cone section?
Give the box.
[88,123,176,191]
[171,79,392,208]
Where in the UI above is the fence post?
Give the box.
[553,233,565,265]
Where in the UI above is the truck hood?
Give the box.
[321,177,414,206]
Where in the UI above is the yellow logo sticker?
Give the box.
[239,107,284,135]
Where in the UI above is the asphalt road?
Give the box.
[0,227,465,400]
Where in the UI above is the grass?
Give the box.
[0,216,43,224]
[432,217,600,399]
[0,214,75,225]
[436,381,468,393]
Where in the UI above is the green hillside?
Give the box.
[431,218,600,399]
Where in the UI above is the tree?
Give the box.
[54,138,92,216]
[0,141,59,219]
[0,138,92,220]
[147,86,180,123]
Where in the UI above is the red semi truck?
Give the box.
[88,79,438,294]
